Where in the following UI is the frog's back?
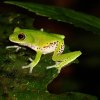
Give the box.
[21,29,65,45]
[23,29,64,39]
[30,29,65,40]
[52,33,65,40]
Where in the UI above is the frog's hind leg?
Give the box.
[53,51,81,73]
[47,41,82,73]
[46,41,64,70]
[47,51,81,73]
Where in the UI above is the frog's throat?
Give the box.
[23,43,37,50]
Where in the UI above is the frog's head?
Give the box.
[9,27,35,46]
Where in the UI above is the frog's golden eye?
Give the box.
[18,33,25,40]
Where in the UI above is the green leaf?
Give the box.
[2,91,98,100]
[15,92,98,100]
[5,1,100,34]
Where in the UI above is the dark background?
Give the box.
[0,0,100,98]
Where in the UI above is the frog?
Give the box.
[9,27,82,73]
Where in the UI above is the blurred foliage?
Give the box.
[0,1,99,100]
[5,1,100,35]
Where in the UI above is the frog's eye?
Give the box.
[18,33,25,40]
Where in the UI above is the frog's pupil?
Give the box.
[18,33,25,40]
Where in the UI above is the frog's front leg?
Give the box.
[47,42,82,73]
[22,51,42,73]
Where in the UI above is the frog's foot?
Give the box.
[46,62,62,73]
[47,62,60,69]
[46,65,56,69]
[22,63,34,73]
[47,65,61,73]
[28,57,33,62]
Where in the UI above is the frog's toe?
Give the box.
[22,64,34,73]
[46,65,56,69]
[28,57,33,62]
[47,64,62,73]
[22,65,30,69]
[56,67,61,73]
[47,62,60,69]
[29,67,33,73]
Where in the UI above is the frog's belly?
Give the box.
[41,44,57,54]
[26,43,57,54]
